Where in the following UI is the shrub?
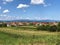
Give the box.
[57,22,60,32]
[2,23,7,27]
[37,25,47,31]
[37,24,57,32]
[0,23,7,27]
[45,25,50,31]
[57,27,60,32]
[29,23,34,26]
[57,22,60,26]
[0,24,3,27]
[37,26,41,30]
[49,25,57,32]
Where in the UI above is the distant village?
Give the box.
[0,22,58,27]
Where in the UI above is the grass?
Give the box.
[9,26,36,31]
[0,27,59,45]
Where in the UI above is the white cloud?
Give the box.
[3,0,13,4]
[43,4,51,7]
[17,4,29,8]
[3,2,7,4]
[0,6,1,9]
[31,0,45,4]
[0,14,23,20]
[5,0,13,2]
[3,9,10,13]
[0,14,7,17]
[23,10,26,12]
[3,0,13,2]
[43,4,48,7]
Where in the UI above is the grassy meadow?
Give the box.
[0,26,60,45]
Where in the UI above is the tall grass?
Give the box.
[0,27,59,45]
[0,31,58,45]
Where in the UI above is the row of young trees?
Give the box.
[0,23,7,27]
[37,22,60,32]
[0,22,60,32]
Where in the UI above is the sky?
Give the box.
[0,0,60,20]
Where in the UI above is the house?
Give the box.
[4,22,58,27]
[17,22,24,26]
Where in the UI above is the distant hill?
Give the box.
[0,19,60,22]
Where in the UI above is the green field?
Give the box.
[0,27,60,45]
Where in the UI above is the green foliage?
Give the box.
[57,22,60,32]
[57,22,60,26]
[37,25,50,31]
[37,25,46,31]
[29,23,34,26]
[37,25,57,32]
[49,25,57,32]
[0,23,7,27]
[2,23,7,27]
[57,26,60,32]
[56,40,60,45]
[0,24,3,27]
[45,25,50,31]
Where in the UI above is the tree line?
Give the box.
[0,22,60,32]
[37,22,60,32]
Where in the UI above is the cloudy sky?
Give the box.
[0,0,60,20]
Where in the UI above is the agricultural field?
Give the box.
[0,27,60,45]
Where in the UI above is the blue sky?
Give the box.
[0,0,60,20]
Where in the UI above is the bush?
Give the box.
[37,25,57,32]
[29,23,34,26]
[0,23,7,27]
[57,22,60,26]
[37,26,41,30]
[45,25,50,31]
[37,25,47,31]
[49,25,57,32]
[2,23,7,27]
[57,26,60,32]
[0,24,3,27]
[57,22,60,32]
